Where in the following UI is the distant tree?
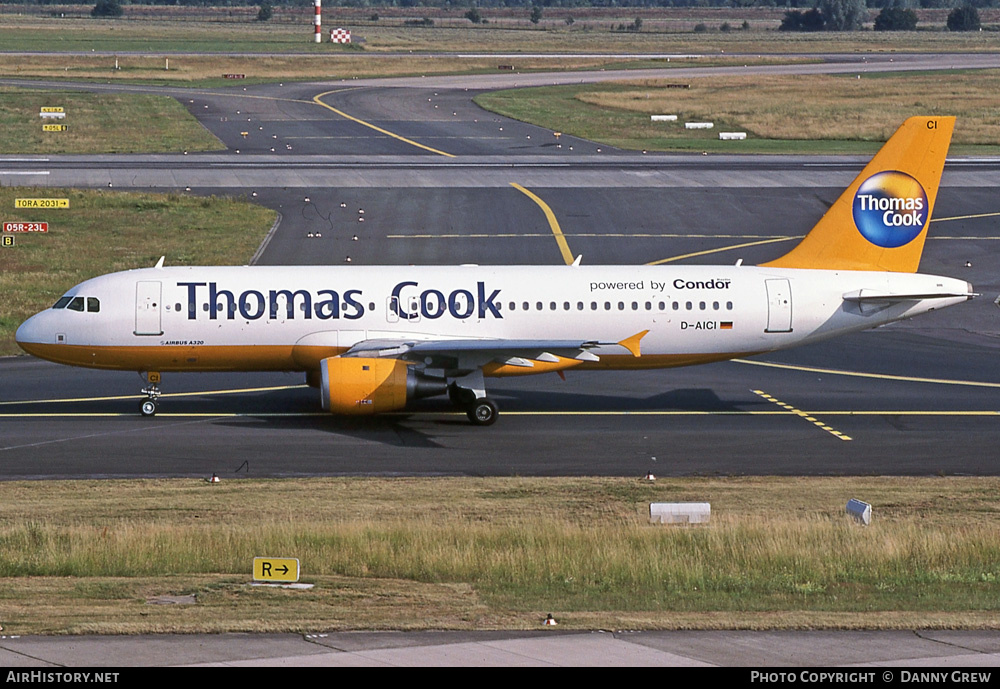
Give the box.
[529,5,542,24]
[947,5,981,31]
[565,16,575,26]
[693,22,708,33]
[256,2,272,22]
[720,21,732,32]
[90,0,122,18]
[818,0,866,30]
[874,6,918,30]
[779,8,825,31]
[465,6,482,24]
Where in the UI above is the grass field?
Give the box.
[475,70,1000,155]
[0,8,998,55]
[0,187,276,356]
[0,87,224,153]
[1,476,999,634]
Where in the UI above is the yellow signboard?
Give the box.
[2,236,13,247]
[40,107,64,113]
[253,557,300,583]
[16,198,69,209]
[42,124,67,132]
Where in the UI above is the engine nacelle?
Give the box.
[319,357,445,415]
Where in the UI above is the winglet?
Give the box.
[572,255,582,267]
[618,330,649,357]
[154,256,165,269]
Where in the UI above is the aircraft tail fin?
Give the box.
[761,116,955,273]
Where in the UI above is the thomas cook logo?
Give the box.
[852,171,928,248]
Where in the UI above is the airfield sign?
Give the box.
[253,557,300,583]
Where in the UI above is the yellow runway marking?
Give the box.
[312,90,455,158]
[752,389,852,441]
[932,211,1000,223]
[510,183,575,266]
[0,384,308,407]
[2,410,995,420]
[0,413,326,418]
[735,359,1000,389]
[647,237,796,266]
[388,233,796,239]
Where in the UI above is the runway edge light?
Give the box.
[846,499,872,526]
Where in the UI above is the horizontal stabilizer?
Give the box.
[842,288,975,303]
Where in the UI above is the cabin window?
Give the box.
[631,302,638,311]
[645,302,652,311]
[591,302,597,311]
[522,301,529,311]
[713,301,720,310]
[618,301,625,311]
[549,302,557,311]
[604,302,611,311]
[685,301,692,310]
[700,301,706,310]
[87,298,100,313]
[67,296,85,312]
[727,301,734,310]
[577,302,584,311]
[563,302,570,311]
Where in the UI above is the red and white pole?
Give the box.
[313,0,322,43]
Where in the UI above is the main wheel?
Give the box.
[466,398,498,426]
[140,399,158,417]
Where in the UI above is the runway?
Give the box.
[2,58,1000,479]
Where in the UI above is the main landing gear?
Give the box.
[447,371,498,426]
[140,371,161,417]
[467,398,498,426]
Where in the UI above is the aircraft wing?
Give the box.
[341,331,648,374]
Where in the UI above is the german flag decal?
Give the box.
[720,322,733,330]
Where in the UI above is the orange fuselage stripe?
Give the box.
[18,342,754,375]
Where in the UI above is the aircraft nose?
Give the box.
[15,311,48,354]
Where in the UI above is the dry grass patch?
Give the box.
[577,72,1000,144]
[477,70,1000,153]
[1,477,1000,634]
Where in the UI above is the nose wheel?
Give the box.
[140,371,161,417]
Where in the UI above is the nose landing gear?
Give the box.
[140,371,161,416]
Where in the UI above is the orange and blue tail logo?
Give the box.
[762,116,955,273]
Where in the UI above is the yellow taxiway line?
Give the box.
[752,389,852,441]
[735,359,1000,389]
[0,384,308,407]
[510,183,575,266]
[312,89,455,158]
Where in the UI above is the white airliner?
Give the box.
[16,116,973,425]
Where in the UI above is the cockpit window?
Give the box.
[53,296,72,309]
[87,297,100,313]
[66,296,85,312]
